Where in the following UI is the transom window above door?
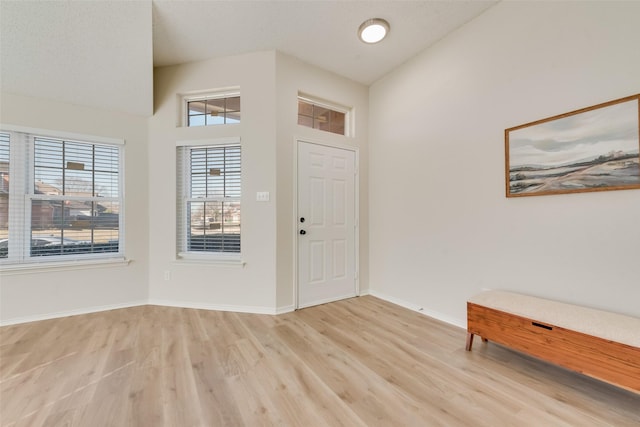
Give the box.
[297,95,351,136]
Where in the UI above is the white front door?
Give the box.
[297,141,357,308]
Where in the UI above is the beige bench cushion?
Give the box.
[469,290,640,348]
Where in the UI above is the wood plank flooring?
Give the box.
[1,296,639,426]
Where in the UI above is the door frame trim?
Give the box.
[293,137,360,310]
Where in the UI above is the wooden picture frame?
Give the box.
[505,94,640,197]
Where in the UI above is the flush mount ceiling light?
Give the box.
[358,18,390,44]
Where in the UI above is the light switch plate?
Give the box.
[256,191,270,202]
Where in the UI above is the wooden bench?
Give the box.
[466,290,640,393]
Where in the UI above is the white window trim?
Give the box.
[0,127,126,268]
[176,137,242,262]
[297,93,353,137]
[181,89,241,128]
[176,137,240,147]
[175,252,245,265]
[0,257,130,275]
[0,124,125,146]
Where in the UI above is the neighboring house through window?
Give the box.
[0,128,124,264]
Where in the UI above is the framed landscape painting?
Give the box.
[505,94,640,197]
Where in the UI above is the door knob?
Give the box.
[300,217,305,223]
[299,230,306,235]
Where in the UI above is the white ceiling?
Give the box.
[1,0,496,117]
[1,1,153,116]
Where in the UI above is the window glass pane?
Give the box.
[184,144,241,255]
[206,98,225,115]
[226,111,241,124]
[31,199,119,257]
[31,199,64,256]
[31,138,121,258]
[94,172,118,198]
[94,144,119,197]
[71,200,120,253]
[186,95,241,127]
[187,201,240,253]
[190,146,241,198]
[65,142,93,169]
[34,138,63,194]
[225,96,240,112]
[313,106,330,122]
[298,100,313,117]
[220,201,241,252]
[64,142,94,196]
[0,133,9,258]
[206,98,226,125]
[0,238,7,258]
[64,169,93,196]
[297,98,348,136]
[2,130,122,264]
[330,110,346,135]
[222,147,241,198]
[207,115,225,126]
[34,139,119,198]
[314,106,330,132]
[298,115,313,128]
[188,115,206,127]
[188,101,206,115]
[317,119,331,132]
[190,148,208,198]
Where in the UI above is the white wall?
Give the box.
[0,92,149,324]
[274,53,369,310]
[0,50,367,322]
[148,51,369,313]
[148,51,279,312]
[7,1,638,326]
[369,1,640,327]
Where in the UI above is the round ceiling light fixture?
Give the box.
[358,18,390,44]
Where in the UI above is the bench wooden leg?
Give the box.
[466,333,488,351]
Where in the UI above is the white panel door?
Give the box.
[297,141,356,308]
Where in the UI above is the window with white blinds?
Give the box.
[0,128,124,264]
[0,133,10,258]
[177,139,241,258]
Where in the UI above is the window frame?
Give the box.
[183,90,241,128]
[176,137,242,262]
[297,94,352,137]
[0,125,126,269]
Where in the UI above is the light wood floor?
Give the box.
[1,296,639,426]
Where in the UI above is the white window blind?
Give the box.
[0,128,124,265]
[0,133,10,259]
[177,140,241,257]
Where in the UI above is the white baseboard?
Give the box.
[275,304,295,315]
[1,299,295,326]
[1,291,465,328]
[148,299,281,315]
[367,289,466,329]
[0,300,148,326]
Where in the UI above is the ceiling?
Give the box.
[1,1,496,117]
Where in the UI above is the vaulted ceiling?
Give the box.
[1,1,496,117]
